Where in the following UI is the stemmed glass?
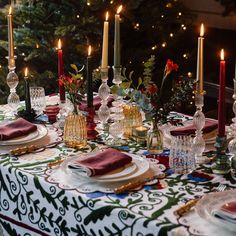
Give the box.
[30,87,46,115]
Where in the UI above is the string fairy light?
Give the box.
[162,42,167,47]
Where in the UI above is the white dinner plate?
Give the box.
[0,125,48,146]
[195,190,236,232]
[63,152,150,183]
[161,118,218,146]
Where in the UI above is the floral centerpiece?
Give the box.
[111,56,194,153]
[113,55,194,125]
[59,64,84,114]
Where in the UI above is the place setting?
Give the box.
[45,147,166,193]
[0,117,63,160]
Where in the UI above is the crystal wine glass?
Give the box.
[30,87,46,115]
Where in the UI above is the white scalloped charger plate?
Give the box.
[195,190,236,232]
[0,125,48,146]
[63,152,149,183]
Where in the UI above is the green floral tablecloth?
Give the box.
[0,108,236,236]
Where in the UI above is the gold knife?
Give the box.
[0,141,62,157]
[114,173,166,194]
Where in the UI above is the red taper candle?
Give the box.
[218,49,226,137]
[58,39,65,102]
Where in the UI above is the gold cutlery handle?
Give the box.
[47,159,64,168]
[10,145,38,156]
[114,173,166,194]
[114,181,144,194]
[174,199,199,216]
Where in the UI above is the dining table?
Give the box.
[0,96,236,236]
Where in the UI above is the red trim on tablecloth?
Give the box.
[0,213,49,236]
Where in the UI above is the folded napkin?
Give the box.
[212,201,236,224]
[0,118,37,141]
[69,148,132,176]
[79,95,114,111]
[170,119,218,136]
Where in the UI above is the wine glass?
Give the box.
[30,87,46,115]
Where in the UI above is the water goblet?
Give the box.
[30,87,46,115]
[108,119,124,146]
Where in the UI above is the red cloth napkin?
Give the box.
[69,148,132,176]
[0,118,37,141]
[170,119,218,136]
[79,95,114,111]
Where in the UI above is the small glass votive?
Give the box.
[132,126,149,145]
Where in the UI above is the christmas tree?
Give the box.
[0,0,195,104]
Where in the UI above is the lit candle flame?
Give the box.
[58,39,62,50]
[88,45,92,56]
[117,5,122,14]
[220,49,224,61]
[24,67,28,77]
[105,11,109,21]
[200,23,204,37]
[9,6,12,15]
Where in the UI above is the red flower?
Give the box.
[165,59,179,77]
[59,75,65,86]
[147,83,158,95]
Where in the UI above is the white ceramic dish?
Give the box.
[161,118,218,146]
[0,125,48,146]
[63,152,150,183]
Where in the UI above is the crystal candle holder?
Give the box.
[212,135,230,174]
[229,78,236,137]
[223,78,236,176]
[112,66,122,86]
[98,67,110,127]
[112,66,124,105]
[6,56,20,114]
[192,91,207,164]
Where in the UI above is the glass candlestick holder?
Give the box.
[227,78,236,178]
[112,66,123,104]
[229,78,236,138]
[229,138,236,180]
[192,91,207,164]
[98,67,110,130]
[6,56,20,114]
[212,135,230,174]
[112,66,122,86]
